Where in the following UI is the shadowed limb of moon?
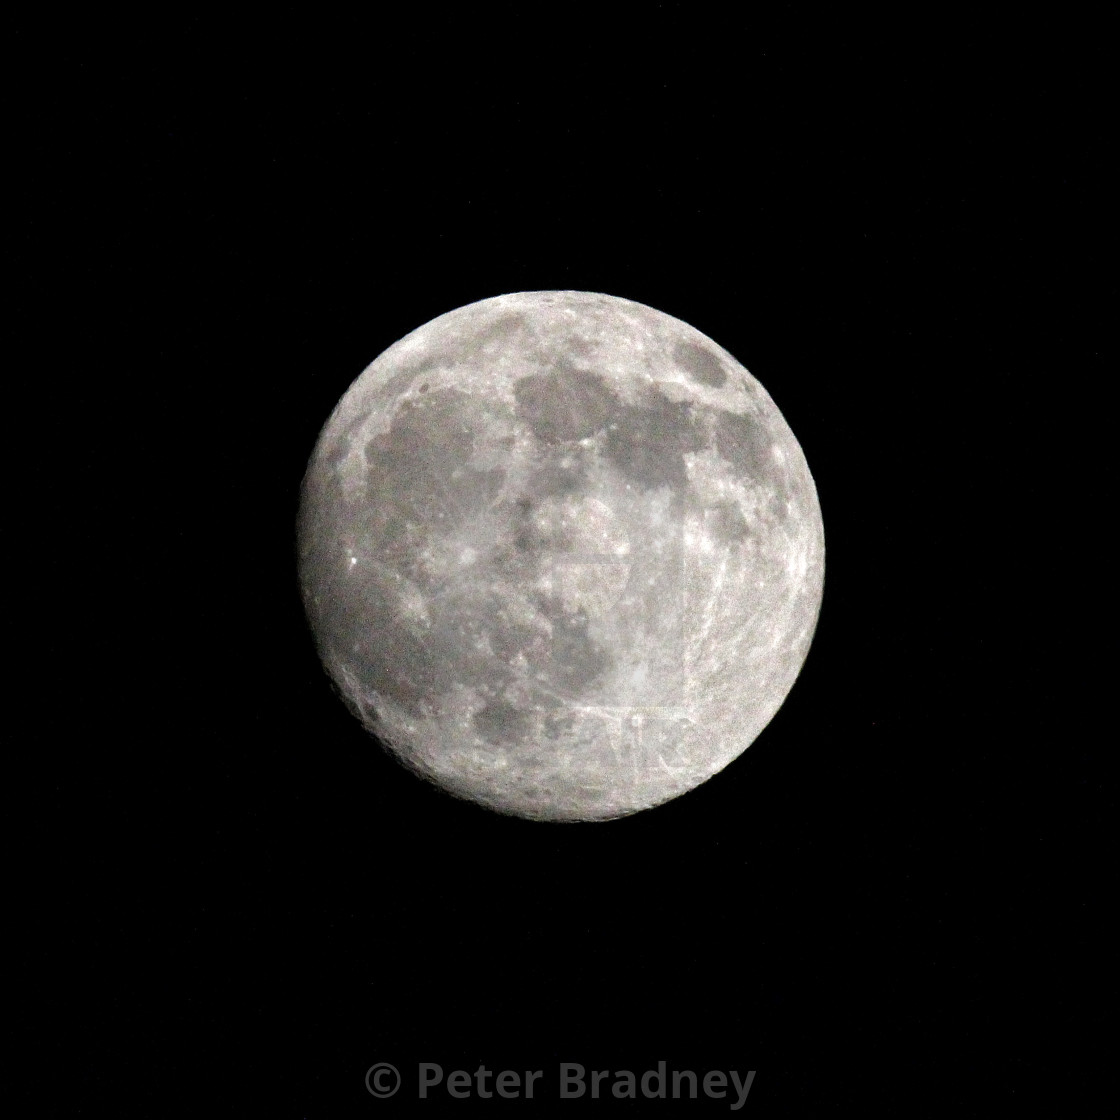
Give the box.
[298,291,824,821]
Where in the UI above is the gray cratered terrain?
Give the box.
[298,292,824,821]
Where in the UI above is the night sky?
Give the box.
[13,10,1107,1115]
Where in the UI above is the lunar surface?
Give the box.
[298,292,824,821]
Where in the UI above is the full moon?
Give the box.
[298,292,824,821]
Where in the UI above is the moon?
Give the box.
[297,292,824,821]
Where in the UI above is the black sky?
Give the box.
[12,10,1108,1116]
